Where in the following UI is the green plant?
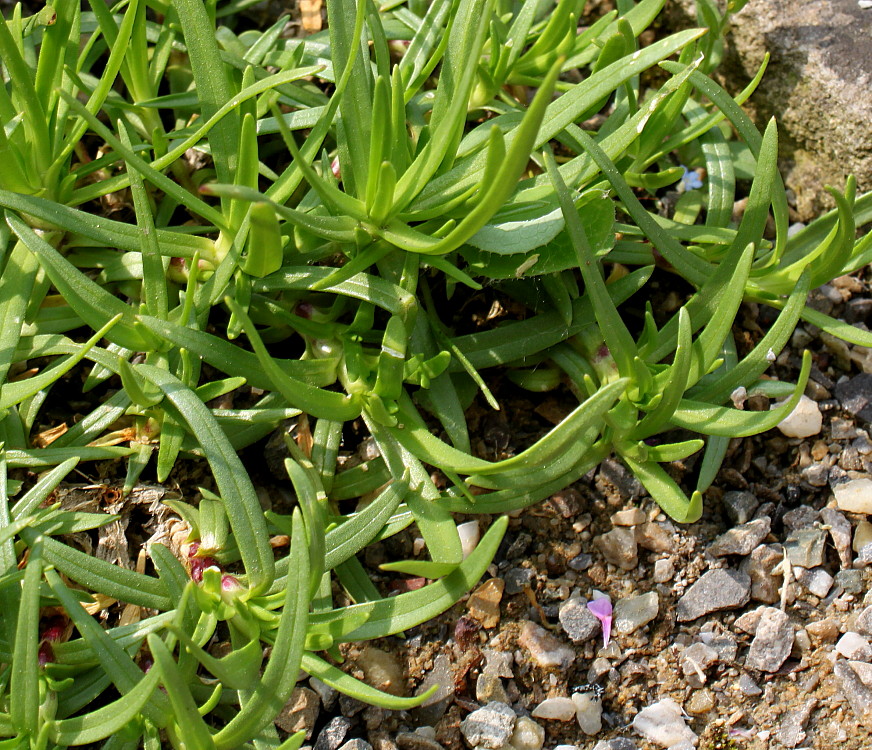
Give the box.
[0,0,870,746]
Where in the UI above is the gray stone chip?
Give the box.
[745,607,793,673]
[676,569,751,622]
[459,701,517,749]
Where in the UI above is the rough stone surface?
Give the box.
[837,632,872,661]
[572,691,603,736]
[709,517,771,557]
[412,654,454,725]
[784,528,828,568]
[666,0,872,221]
[835,478,872,515]
[467,578,504,629]
[821,507,854,566]
[395,733,444,750]
[631,698,698,748]
[834,660,872,727]
[518,621,575,670]
[276,687,320,737]
[459,702,516,749]
[777,395,824,438]
[722,490,760,525]
[795,566,834,598]
[745,607,794,672]
[504,567,535,595]
[507,717,545,750]
[559,598,601,643]
[777,699,817,748]
[313,717,352,750]
[855,605,872,637]
[592,741,638,750]
[741,544,784,604]
[531,697,577,722]
[679,642,719,688]
[593,526,638,570]
[835,374,872,421]
[676,568,751,621]
[613,592,659,635]
[634,522,675,554]
[338,741,373,750]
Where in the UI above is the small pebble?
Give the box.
[737,673,762,696]
[784,528,827,568]
[314,717,352,750]
[854,520,872,552]
[531,697,577,722]
[685,688,715,715]
[635,521,676,553]
[782,506,818,531]
[632,698,698,748]
[709,518,771,557]
[276,687,320,736]
[835,568,872,592]
[413,654,454,725]
[476,673,509,704]
[722,490,759,525]
[776,699,816,748]
[310,677,338,711]
[795,566,833,598]
[676,568,751,621]
[834,660,872,727]
[572,690,603,735]
[855,605,872,636]
[836,632,872,661]
[568,553,593,571]
[652,557,675,583]
[339,741,373,750]
[356,647,405,697]
[467,578,504,629]
[613,592,659,635]
[504,567,535,595]
[594,527,638,570]
[592,742,638,750]
[775,395,822,438]
[518,621,575,670]
[483,648,514,679]
[849,660,872,688]
[745,607,794,672]
[835,478,872,515]
[395,733,443,750]
[680,642,719,687]
[611,508,647,526]
[507,716,545,750]
[821,507,854,567]
[559,598,601,643]
[740,545,783,604]
[806,618,840,643]
[460,702,516,749]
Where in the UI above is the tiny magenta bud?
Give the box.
[331,157,341,180]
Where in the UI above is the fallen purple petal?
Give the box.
[587,597,613,648]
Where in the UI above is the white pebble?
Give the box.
[775,395,822,438]
[531,697,577,722]
[632,698,698,748]
[860,0,872,9]
[835,479,872,515]
[507,717,545,750]
[457,520,480,559]
[836,632,872,662]
[572,692,603,735]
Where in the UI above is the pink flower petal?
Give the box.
[587,597,613,648]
